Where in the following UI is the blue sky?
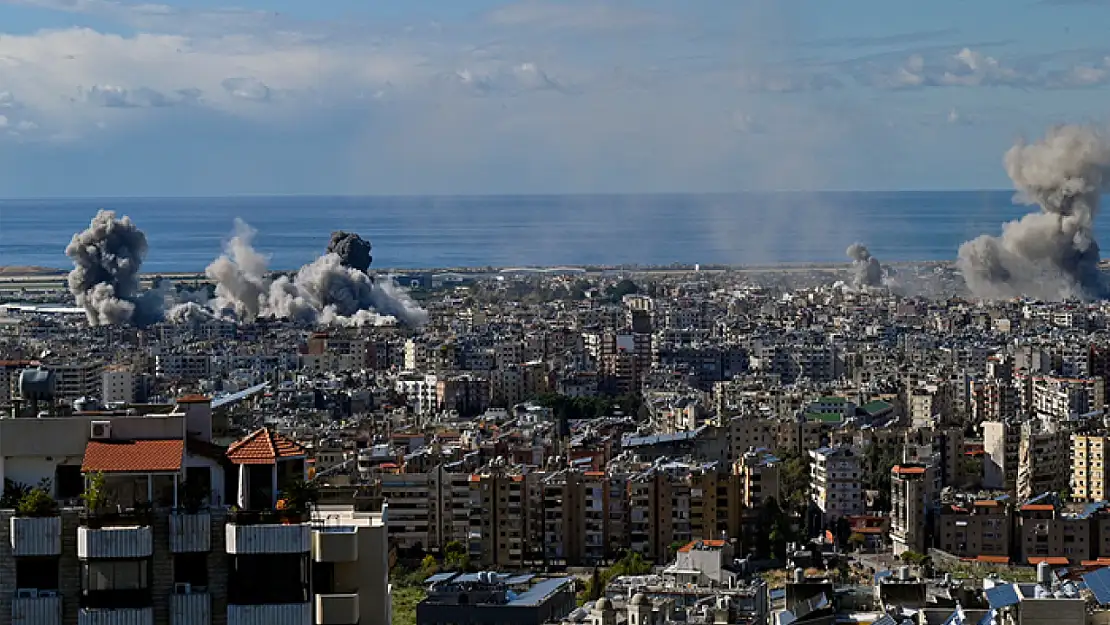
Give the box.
[0,0,1107,196]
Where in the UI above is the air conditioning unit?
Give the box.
[174,583,191,595]
[15,589,37,598]
[38,590,57,598]
[90,421,112,440]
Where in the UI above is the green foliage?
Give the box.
[606,279,640,303]
[82,472,107,514]
[899,550,928,565]
[864,442,904,512]
[391,575,427,625]
[756,497,794,559]
[179,479,211,513]
[443,540,470,571]
[279,479,320,513]
[848,533,866,549]
[1,479,31,509]
[581,551,654,600]
[421,555,438,575]
[16,480,57,517]
[777,454,811,515]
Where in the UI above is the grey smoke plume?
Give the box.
[326,231,373,272]
[204,220,428,327]
[958,124,1110,300]
[66,210,164,326]
[846,242,883,287]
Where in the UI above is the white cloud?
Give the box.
[857,47,1110,90]
[0,115,8,128]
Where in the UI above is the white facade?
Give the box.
[809,446,863,521]
[102,367,134,404]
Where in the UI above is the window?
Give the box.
[174,554,208,589]
[56,465,83,500]
[16,557,59,590]
[83,561,149,592]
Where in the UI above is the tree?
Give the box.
[444,540,469,571]
[848,533,866,551]
[421,555,439,576]
[778,454,811,515]
[586,567,603,601]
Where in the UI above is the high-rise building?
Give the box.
[889,463,937,556]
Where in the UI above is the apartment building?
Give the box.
[734,450,781,510]
[889,464,937,556]
[101,365,135,405]
[936,496,1011,561]
[468,470,542,569]
[1024,375,1105,420]
[1017,495,1100,565]
[809,446,863,522]
[436,375,490,418]
[46,360,103,402]
[983,420,1020,492]
[1017,420,1071,502]
[0,360,37,407]
[1072,435,1110,502]
[0,397,390,625]
[154,354,210,382]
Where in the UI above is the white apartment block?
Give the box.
[809,446,863,521]
[102,365,135,405]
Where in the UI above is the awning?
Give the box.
[82,440,184,473]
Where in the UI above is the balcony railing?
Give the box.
[315,593,359,625]
[169,513,212,553]
[77,607,154,625]
[10,515,62,556]
[12,593,62,625]
[312,526,358,563]
[79,511,154,530]
[227,603,311,625]
[78,525,153,559]
[228,509,310,525]
[170,592,211,625]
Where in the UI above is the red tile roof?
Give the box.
[963,555,1010,564]
[82,440,184,473]
[1021,504,1055,512]
[1028,556,1069,566]
[176,394,211,404]
[226,428,306,465]
[891,465,927,475]
[678,539,726,553]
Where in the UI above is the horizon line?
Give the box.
[0,189,1022,201]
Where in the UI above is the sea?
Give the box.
[0,191,1085,272]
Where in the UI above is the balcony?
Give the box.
[316,593,359,625]
[12,593,62,625]
[78,516,153,559]
[10,515,62,556]
[169,513,211,553]
[227,510,310,554]
[227,603,312,625]
[313,527,358,562]
[77,607,154,625]
[170,592,210,625]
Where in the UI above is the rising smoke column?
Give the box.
[203,221,428,327]
[846,242,883,287]
[326,231,373,272]
[66,210,164,326]
[958,125,1110,301]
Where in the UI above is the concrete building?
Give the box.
[101,365,134,405]
[1072,434,1110,503]
[889,463,937,556]
[0,395,391,625]
[936,495,1012,561]
[417,574,576,625]
[809,446,863,522]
